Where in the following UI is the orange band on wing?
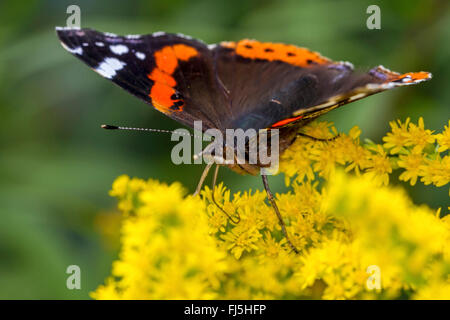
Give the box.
[148,44,199,113]
[173,44,198,61]
[370,66,432,86]
[154,46,178,74]
[222,39,331,67]
[271,115,303,128]
[148,68,177,87]
[150,83,177,113]
[392,71,431,84]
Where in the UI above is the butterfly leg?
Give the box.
[211,164,240,224]
[297,132,340,142]
[193,162,214,196]
[261,175,299,254]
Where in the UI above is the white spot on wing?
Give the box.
[338,61,354,70]
[401,75,412,82]
[110,44,129,55]
[152,31,166,37]
[366,83,395,90]
[135,52,146,60]
[376,65,395,74]
[95,58,126,79]
[104,32,118,37]
[95,42,105,47]
[208,43,217,50]
[126,34,141,39]
[176,33,193,40]
[348,93,367,101]
[55,26,80,31]
[60,42,83,55]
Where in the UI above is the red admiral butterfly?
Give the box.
[56,27,431,253]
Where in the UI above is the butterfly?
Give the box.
[56,27,431,253]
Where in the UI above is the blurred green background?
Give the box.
[0,0,448,299]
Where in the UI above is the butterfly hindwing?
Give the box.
[211,40,431,130]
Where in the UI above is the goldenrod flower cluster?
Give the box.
[92,118,450,300]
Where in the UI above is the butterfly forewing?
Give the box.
[57,28,227,130]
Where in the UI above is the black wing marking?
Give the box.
[56,27,227,130]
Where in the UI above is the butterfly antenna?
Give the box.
[101,124,199,137]
[210,165,240,224]
[261,174,299,254]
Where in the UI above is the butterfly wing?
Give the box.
[57,30,431,132]
[56,27,229,131]
[211,40,431,130]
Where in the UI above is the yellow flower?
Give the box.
[414,281,450,300]
[109,174,129,197]
[405,117,435,153]
[340,131,371,174]
[364,145,392,186]
[397,151,425,185]
[420,155,450,195]
[323,170,450,295]
[92,179,228,299]
[383,118,411,154]
[302,121,337,140]
[221,224,262,259]
[92,118,450,300]
[280,140,315,184]
[436,120,450,152]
